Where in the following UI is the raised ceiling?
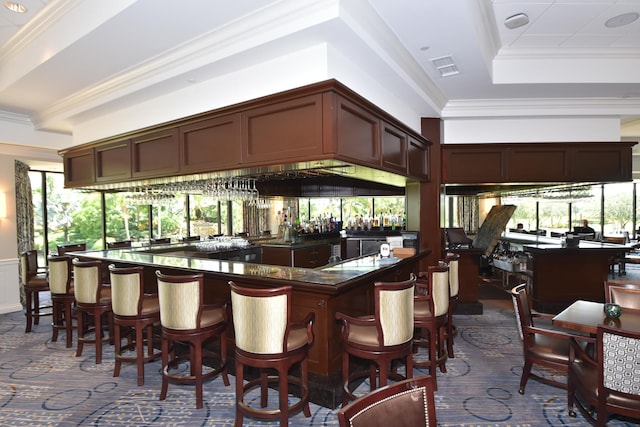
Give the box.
[0,0,638,147]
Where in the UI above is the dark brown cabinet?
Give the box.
[407,135,429,180]
[180,114,241,173]
[64,148,95,187]
[381,121,407,174]
[132,128,180,178]
[334,95,380,165]
[292,244,331,268]
[242,94,324,164]
[95,140,131,182]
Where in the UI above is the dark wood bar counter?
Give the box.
[501,232,630,313]
[70,245,427,408]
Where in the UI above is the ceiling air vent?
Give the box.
[430,55,459,77]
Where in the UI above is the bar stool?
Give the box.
[413,265,449,390]
[443,253,460,358]
[48,255,76,348]
[109,265,161,386]
[156,271,229,409]
[106,240,132,249]
[57,243,87,255]
[21,250,52,333]
[335,275,415,406]
[229,282,314,427]
[73,258,113,364]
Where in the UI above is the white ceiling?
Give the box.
[0,0,639,154]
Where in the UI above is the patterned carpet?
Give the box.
[1,298,638,426]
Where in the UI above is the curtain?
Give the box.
[15,160,34,306]
[457,196,480,234]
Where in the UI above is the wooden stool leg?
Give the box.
[25,290,33,333]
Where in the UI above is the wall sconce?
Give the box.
[0,192,7,219]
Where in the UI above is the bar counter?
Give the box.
[500,232,631,313]
[71,244,428,408]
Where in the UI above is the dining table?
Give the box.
[552,299,640,335]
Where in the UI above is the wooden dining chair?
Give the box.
[48,255,76,348]
[150,238,171,245]
[568,324,640,426]
[511,283,574,394]
[57,243,87,255]
[337,375,437,427]
[107,240,132,249]
[604,281,640,310]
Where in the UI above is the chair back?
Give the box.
[444,253,459,298]
[182,235,200,242]
[376,275,415,346]
[48,255,72,295]
[107,240,132,249]
[230,282,291,354]
[20,250,40,281]
[428,265,450,317]
[150,238,171,245]
[109,265,144,316]
[604,282,640,309]
[156,271,203,330]
[58,243,86,255]
[599,325,640,397]
[337,376,437,427]
[511,283,531,341]
[73,258,103,304]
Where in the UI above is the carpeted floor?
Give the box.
[1,289,639,426]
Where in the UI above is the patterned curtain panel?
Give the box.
[457,196,480,234]
[15,160,34,307]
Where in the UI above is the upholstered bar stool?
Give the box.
[229,282,314,427]
[48,255,76,348]
[156,271,229,409]
[109,265,161,386]
[335,275,415,406]
[73,258,113,364]
[443,253,460,358]
[413,265,449,390]
[21,250,52,333]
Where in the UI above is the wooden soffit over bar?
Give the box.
[441,141,636,194]
[58,80,431,194]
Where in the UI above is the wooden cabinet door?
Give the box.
[132,128,179,178]
[64,148,95,187]
[335,95,380,165]
[242,94,323,165]
[180,113,241,173]
[381,121,407,173]
[95,140,131,183]
[261,246,292,267]
[408,135,429,180]
[293,244,331,268]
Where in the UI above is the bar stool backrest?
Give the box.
[230,284,290,354]
[430,266,450,317]
[73,259,102,304]
[48,256,72,295]
[377,276,415,346]
[156,272,203,330]
[109,265,143,316]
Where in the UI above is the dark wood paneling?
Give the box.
[508,147,567,181]
[443,148,505,183]
[95,140,131,182]
[180,113,241,173]
[132,128,179,178]
[64,148,95,187]
[293,244,331,268]
[381,121,407,173]
[569,146,629,181]
[261,246,291,266]
[407,135,429,180]
[242,94,323,164]
[335,95,380,164]
[442,142,635,184]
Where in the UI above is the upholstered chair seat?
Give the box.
[336,275,415,406]
[156,271,229,409]
[230,282,314,427]
[109,265,161,386]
